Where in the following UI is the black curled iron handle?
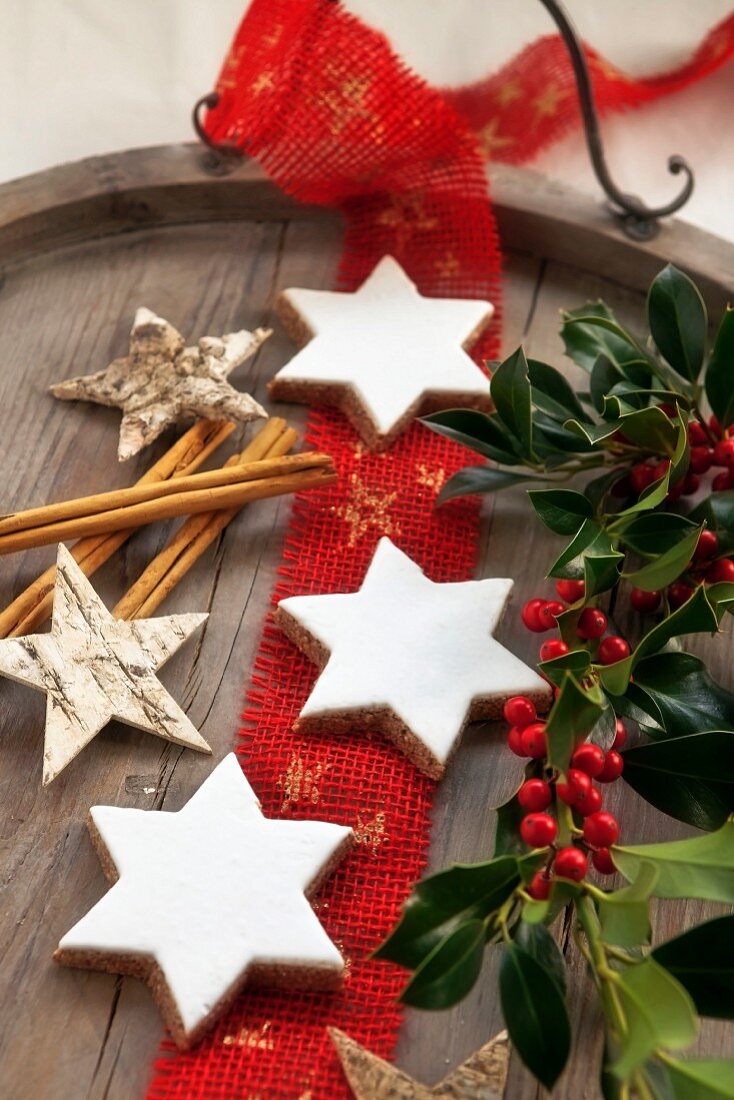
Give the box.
[538,0,694,239]
[193,1,695,237]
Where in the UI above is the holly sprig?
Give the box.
[377,266,734,1097]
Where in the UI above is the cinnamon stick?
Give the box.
[114,422,299,619]
[0,418,234,638]
[0,452,333,538]
[0,465,336,556]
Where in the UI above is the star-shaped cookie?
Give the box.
[330,1027,508,1099]
[0,544,210,784]
[275,538,551,778]
[269,256,494,450]
[51,307,269,460]
[55,753,353,1049]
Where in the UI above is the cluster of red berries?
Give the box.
[522,583,630,666]
[626,414,734,500]
[634,528,734,613]
[504,695,625,897]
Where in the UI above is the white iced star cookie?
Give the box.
[269,256,493,450]
[0,543,210,784]
[55,753,353,1050]
[275,538,551,778]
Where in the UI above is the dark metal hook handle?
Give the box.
[538,0,694,239]
[192,92,243,172]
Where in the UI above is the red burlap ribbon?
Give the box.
[148,4,732,1097]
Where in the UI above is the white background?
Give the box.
[3,1,734,240]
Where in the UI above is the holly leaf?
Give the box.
[648,264,707,382]
[400,919,486,1009]
[614,820,734,903]
[561,302,650,380]
[597,862,657,947]
[499,942,571,1090]
[437,466,542,503]
[623,524,704,592]
[549,518,623,597]
[528,488,592,535]
[545,673,607,773]
[514,921,567,995]
[421,409,520,465]
[663,1058,734,1099]
[705,308,734,430]
[629,652,734,739]
[375,856,521,969]
[490,348,534,458]
[493,787,526,857]
[538,647,591,688]
[613,958,698,1079]
[528,357,593,423]
[653,915,734,1019]
[622,731,734,831]
[620,513,698,557]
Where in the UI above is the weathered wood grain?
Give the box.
[0,153,731,1100]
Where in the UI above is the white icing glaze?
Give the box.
[273,256,493,436]
[58,753,351,1036]
[280,538,550,767]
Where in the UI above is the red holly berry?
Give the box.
[520,722,547,759]
[597,750,624,783]
[521,598,548,633]
[668,582,694,609]
[571,743,606,778]
[630,463,655,494]
[503,696,537,728]
[681,473,700,496]
[556,767,592,806]
[518,779,552,812]
[653,458,671,482]
[592,847,616,875]
[687,421,708,446]
[537,600,564,630]
[612,719,627,749]
[714,438,734,467]
[630,587,661,613]
[576,786,602,816]
[527,871,552,900]
[689,446,714,474]
[713,470,734,492]
[520,813,557,848]
[539,639,570,662]
[555,579,585,603]
[706,558,734,584]
[507,726,528,757]
[576,607,607,640]
[554,846,588,882]
[597,636,630,665]
[583,811,620,848]
[694,530,719,560]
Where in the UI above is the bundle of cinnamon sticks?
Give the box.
[0,416,327,636]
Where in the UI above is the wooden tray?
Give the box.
[0,146,732,1100]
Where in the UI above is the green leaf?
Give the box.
[565,417,625,446]
[664,1058,734,1100]
[490,348,534,457]
[493,788,526,857]
[528,488,592,535]
[630,652,734,739]
[614,820,734,903]
[617,406,679,454]
[705,308,734,430]
[421,409,520,465]
[621,513,698,557]
[514,921,567,995]
[528,357,593,423]
[400,919,486,1009]
[545,673,607,774]
[653,915,734,1019]
[623,524,704,592]
[584,469,628,513]
[538,647,591,688]
[597,862,657,946]
[591,354,625,414]
[499,942,571,1090]
[561,303,651,379]
[621,731,734,831]
[613,957,698,1079]
[437,465,542,503]
[648,265,707,382]
[375,856,521,969]
[549,518,623,596]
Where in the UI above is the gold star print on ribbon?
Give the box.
[477,118,515,158]
[51,308,269,460]
[330,1028,509,1099]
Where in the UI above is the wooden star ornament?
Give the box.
[330,1027,509,1099]
[51,308,270,460]
[0,544,210,784]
